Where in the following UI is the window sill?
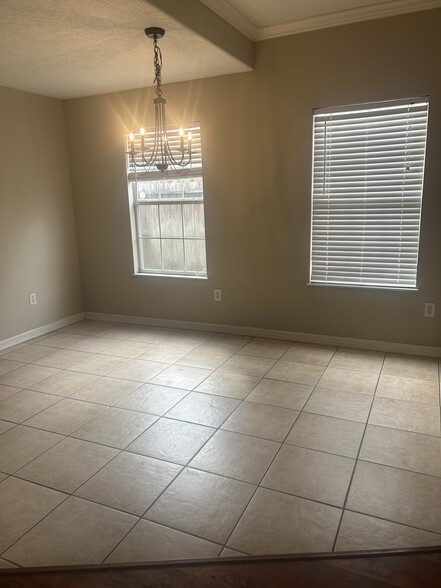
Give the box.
[306,282,419,292]
[132,273,208,280]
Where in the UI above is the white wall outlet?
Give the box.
[424,302,436,318]
[214,288,222,302]
[29,292,37,306]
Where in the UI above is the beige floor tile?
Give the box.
[0,359,23,376]
[0,364,60,389]
[68,337,117,353]
[116,383,189,415]
[24,398,105,435]
[286,413,364,458]
[106,519,221,563]
[369,397,440,436]
[0,558,17,568]
[304,387,372,422]
[60,321,114,336]
[159,331,212,349]
[150,365,213,390]
[99,340,154,358]
[383,354,439,382]
[166,392,240,427]
[318,367,378,395]
[127,418,215,465]
[137,344,188,363]
[195,371,260,400]
[360,425,441,476]
[197,335,250,354]
[146,468,255,543]
[68,355,127,376]
[106,360,168,383]
[0,389,61,423]
[0,419,15,435]
[0,477,66,553]
[29,370,98,397]
[376,374,440,405]
[190,430,280,484]
[0,473,8,482]
[70,376,141,405]
[227,488,341,555]
[33,349,92,369]
[76,452,181,515]
[3,496,136,567]
[72,407,157,448]
[34,333,89,349]
[1,344,56,363]
[265,360,324,386]
[221,401,299,442]
[220,547,247,557]
[98,325,147,340]
[0,343,27,357]
[219,354,276,377]
[0,384,20,402]
[0,425,64,473]
[281,343,336,366]
[16,437,118,493]
[262,445,354,507]
[329,348,384,373]
[238,338,292,360]
[177,349,232,370]
[125,327,172,344]
[347,461,441,534]
[335,510,441,551]
[246,378,312,410]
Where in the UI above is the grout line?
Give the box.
[330,354,385,552]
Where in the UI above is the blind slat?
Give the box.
[310,100,429,289]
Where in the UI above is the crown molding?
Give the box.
[199,0,259,40]
[200,0,441,42]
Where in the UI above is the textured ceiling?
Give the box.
[0,0,250,99]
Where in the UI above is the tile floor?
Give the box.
[0,320,440,568]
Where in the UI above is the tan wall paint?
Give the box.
[64,9,441,346]
[0,86,83,341]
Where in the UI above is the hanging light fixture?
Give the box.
[128,27,192,173]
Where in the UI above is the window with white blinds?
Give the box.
[310,99,429,289]
[126,123,207,278]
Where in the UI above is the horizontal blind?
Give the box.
[127,123,202,180]
[310,100,429,289]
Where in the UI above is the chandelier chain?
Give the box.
[153,36,163,98]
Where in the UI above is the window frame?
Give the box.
[126,124,208,279]
[308,97,429,291]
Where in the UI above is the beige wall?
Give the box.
[65,9,441,347]
[0,86,83,341]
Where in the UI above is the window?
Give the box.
[127,124,207,277]
[310,99,429,289]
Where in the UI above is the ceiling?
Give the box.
[0,0,440,100]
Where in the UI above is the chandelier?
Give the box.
[128,27,193,174]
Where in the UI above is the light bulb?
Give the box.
[179,127,184,137]
[129,132,134,141]
[187,132,192,141]
[140,127,145,136]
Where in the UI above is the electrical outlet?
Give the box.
[214,288,222,302]
[424,302,436,318]
[29,292,37,306]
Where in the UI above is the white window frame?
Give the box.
[309,98,429,290]
[126,124,208,279]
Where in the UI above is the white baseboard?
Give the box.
[0,313,85,352]
[85,312,441,358]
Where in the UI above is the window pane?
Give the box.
[140,238,162,271]
[137,205,159,237]
[162,239,184,271]
[160,204,183,238]
[185,239,207,273]
[183,204,205,238]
